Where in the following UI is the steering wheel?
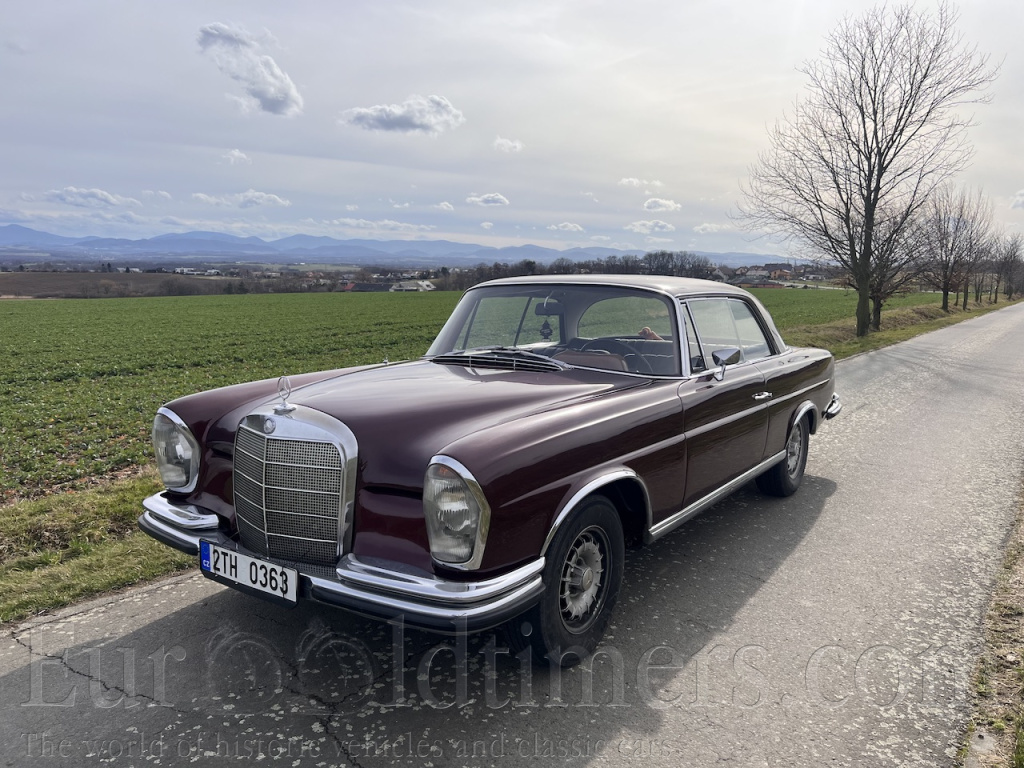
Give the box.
[580,339,654,374]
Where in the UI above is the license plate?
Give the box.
[200,541,298,603]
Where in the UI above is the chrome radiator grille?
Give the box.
[233,423,344,566]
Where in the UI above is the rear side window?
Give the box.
[687,298,773,364]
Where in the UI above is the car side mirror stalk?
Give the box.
[710,347,741,381]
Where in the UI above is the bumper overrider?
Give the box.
[824,392,842,420]
[139,492,545,634]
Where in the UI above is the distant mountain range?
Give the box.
[0,224,791,269]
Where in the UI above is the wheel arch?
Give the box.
[541,470,651,556]
[791,399,820,435]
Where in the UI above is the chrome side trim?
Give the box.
[426,455,492,571]
[646,449,787,542]
[336,554,544,606]
[771,378,830,407]
[143,493,219,530]
[540,469,652,556]
[685,398,770,441]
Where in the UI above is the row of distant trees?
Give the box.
[439,251,718,291]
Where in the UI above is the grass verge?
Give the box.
[0,470,193,624]
[1,295,1020,628]
[784,298,1023,360]
[962,480,1024,767]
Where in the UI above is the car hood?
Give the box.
[276,358,644,491]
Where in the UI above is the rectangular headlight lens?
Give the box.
[423,462,488,565]
[152,411,200,492]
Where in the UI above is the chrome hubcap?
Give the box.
[560,529,607,631]
[786,423,804,477]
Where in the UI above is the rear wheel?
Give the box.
[504,495,624,666]
[756,415,809,497]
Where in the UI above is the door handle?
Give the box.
[752,392,773,401]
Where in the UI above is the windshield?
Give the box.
[427,284,680,376]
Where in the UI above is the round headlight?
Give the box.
[152,409,200,492]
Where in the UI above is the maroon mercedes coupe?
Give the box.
[140,275,840,665]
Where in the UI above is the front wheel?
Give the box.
[756,415,809,497]
[505,495,624,666]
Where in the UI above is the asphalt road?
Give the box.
[3,303,1024,767]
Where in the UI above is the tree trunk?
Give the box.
[856,283,871,336]
[941,281,950,312]
[870,297,883,331]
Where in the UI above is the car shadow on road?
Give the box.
[2,475,834,766]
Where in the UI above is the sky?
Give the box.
[1,0,1021,257]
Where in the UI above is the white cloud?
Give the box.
[1012,190,1024,209]
[392,202,410,209]
[197,23,303,117]
[466,192,509,206]
[434,201,454,211]
[624,220,675,235]
[646,236,674,244]
[619,178,663,188]
[694,222,726,234]
[341,95,465,135]
[547,222,584,232]
[44,186,140,208]
[581,192,599,203]
[192,192,230,207]
[142,190,173,201]
[644,198,681,212]
[330,218,435,232]
[345,204,359,211]
[590,235,611,242]
[223,149,251,165]
[238,189,290,208]
[192,189,290,208]
[480,222,494,230]
[493,136,524,153]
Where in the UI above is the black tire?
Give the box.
[504,495,624,667]
[756,414,809,497]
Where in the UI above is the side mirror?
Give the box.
[710,347,741,381]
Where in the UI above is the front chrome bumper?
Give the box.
[139,493,544,633]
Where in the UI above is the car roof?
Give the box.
[473,273,754,300]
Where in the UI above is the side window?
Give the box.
[687,298,773,364]
[683,306,707,372]
[730,301,773,360]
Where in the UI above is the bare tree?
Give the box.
[739,3,996,336]
[992,232,1022,302]
[920,185,992,311]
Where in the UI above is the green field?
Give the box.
[0,286,977,503]
[0,291,459,502]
